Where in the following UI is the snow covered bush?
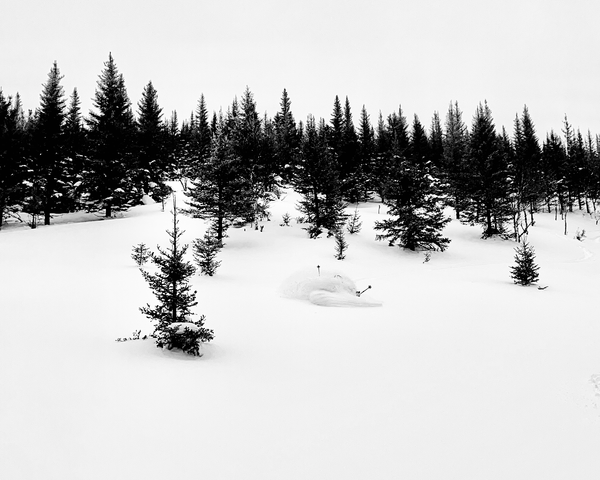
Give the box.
[140,198,214,356]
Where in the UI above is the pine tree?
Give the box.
[192,229,222,276]
[131,242,151,266]
[295,116,347,238]
[33,61,67,225]
[231,87,275,223]
[64,88,86,211]
[0,91,27,229]
[140,197,214,356]
[86,53,137,217]
[273,88,299,183]
[340,96,363,202]
[358,105,376,194]
[510,241,540,286]
[374,128,451,251]
[185,115,251,241]
[442,101,470,219]
[135,81,170,201]
[346,207,362,234]
[512,106,543,231]
[463,102,512,238]
[334,229,348,260]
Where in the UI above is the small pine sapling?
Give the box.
[280,212,291,226]
[510,241,540,286]
[192,229,223,276]
[140,197,214,356]
[346,207,362,234]
[131,242,151,266]
[334,230,348,260]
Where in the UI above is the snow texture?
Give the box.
[1,184,600,480]
[280,270,382,307]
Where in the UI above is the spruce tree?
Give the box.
[185,114,251,241]
[64,88,86,211]
[192,229,222,276]
[140,197,214,356]
[295,115,347,238]
[374,119,451,252]
[86,53,137,217]
[32,61,67,225]
[510,241,540,286]
[135,81,170,201]
[442,101,470,219]
[273,88,299,183]
[462,102,512,237]
[334,229,348,260]
[512,106,543,233]
[0,91,26,229]
[358,105,376,195]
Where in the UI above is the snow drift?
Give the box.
[280,270,382,307]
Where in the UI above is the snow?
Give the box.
[1,187,600,479]
[280,270,382,307]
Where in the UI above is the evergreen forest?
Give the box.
[2,55,600,249]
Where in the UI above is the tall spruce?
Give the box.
[374,114,451,251]
[442,101,470,218]
[463,102,512,237]
[273,88,299,183]
[185,114,251,241]
[512,106,542,232]
[541,131,568,214]
[358,105,376,194]
[86,53,137,217]
[295,115,347,238]
[33,61,67,225]
[136,81,170,201]
[63,88,86,210]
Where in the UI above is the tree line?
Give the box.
[2,54,600,250]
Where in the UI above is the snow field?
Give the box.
[1,188,599,479]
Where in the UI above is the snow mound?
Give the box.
[280,270,382,307]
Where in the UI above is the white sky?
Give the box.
[2,0,600,138]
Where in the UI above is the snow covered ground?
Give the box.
[1,188,599,479]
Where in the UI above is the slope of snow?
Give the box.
[1,189,599,480]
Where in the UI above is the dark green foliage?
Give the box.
[140,199,213,356]
[132,242,151,266]
[192,229,222,276]
[334,230,348,260]
[510,241,540,286]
